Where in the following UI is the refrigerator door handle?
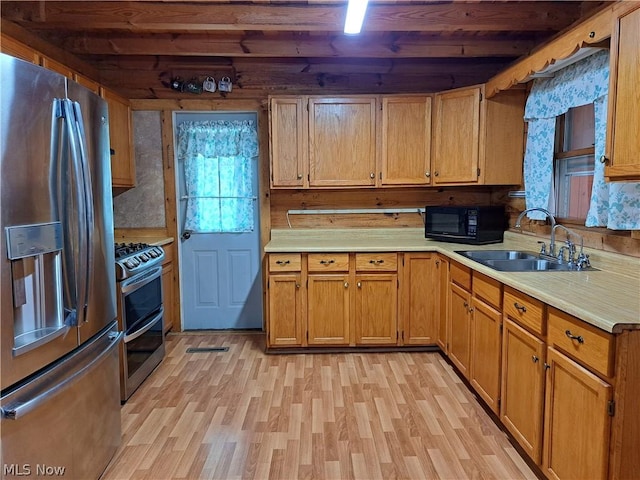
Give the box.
[54,99,79,326]
[71,101,94,325]
[1,330,123,420]
[62,99,89,326]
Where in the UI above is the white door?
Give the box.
[175,112,262,330]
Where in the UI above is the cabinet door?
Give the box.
[501,319,546,464]
[380,96,432,185]
[308,97,376,187]
[436,255,449,352]
[470,297,502,414]
[162,261,174,333]
[355,274,397,345]
[448,282,472,377]
[269,97,307,188]
[432,86,481,184]
[402,253,438,345]
[605,6,640,180]
[101,87,135,188]
[0,34,39,63]
[41,56,74,78]
[543,347,612,480]
[307,274,350,345]
[268,274,304,347]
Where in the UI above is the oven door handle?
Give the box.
[124,308,164,343]
[121,266,163,295]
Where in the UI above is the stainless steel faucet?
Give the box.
[551,224,584,266]
[514,208,557,255]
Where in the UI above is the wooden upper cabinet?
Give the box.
[380,96,432,186]
[605,5,640,181]
[73,73,100,95]
[1,34,39,64]
[433,85,525,186]
[100,87,136,189]
[40,56,75,78]
[433,86,481,184]
[308,96,377,187]
[269,96,307,188]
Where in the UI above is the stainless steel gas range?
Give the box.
[115,242,165,401]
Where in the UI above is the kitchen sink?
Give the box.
[455,250,598,272]
[458,250,539,261]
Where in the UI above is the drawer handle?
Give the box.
[276,260,290,265]
[565,330,585,344]
[319,259,335,265]
[514,302,527,313]
[369,259,384,264]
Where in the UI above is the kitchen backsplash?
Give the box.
[113,111,166,228]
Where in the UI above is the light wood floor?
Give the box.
[101,333,538,480]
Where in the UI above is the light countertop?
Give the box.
[265,228,640,333]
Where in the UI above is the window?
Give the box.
[553,103,594,222]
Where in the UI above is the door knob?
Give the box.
[181,231,191,241]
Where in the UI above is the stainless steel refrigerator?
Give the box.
[0,53,122,479]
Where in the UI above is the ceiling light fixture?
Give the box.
[344,0,369,35]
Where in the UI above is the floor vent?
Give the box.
[186,346,229,353]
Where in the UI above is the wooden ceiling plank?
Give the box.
[55,32,537,58]
[1,1,584,32]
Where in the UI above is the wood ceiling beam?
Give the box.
[1,1,583,33]
[54,32,538,58]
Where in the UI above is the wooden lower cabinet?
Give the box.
[469,297,502,414]
[448,281,472,377]
[436,255,449,352]
[354,274,397,345]
[307,274,350,345]
[402,253,439,345]
[161,261,174,333]
[543,347,612,480]
[268,274,304,347]
[501,318,546,464]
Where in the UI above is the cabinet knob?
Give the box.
[370,172,375,179]
[468,307,474,313]
[544,363,550,370]
[599,155,609,165]
[344,282,349,288]
[296,283,301,289]
[463,302,468,308]
[434,171,439,177]
[357,281,362,288]
[532,355,539,363]
[425,172,431,177]
[297,174,303,179]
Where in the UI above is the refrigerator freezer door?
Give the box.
[0,54,79,390]
[66,81,117,344]
[1,323,122,480]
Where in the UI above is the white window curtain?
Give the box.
[176,120,259,233]
[523,50,640,229]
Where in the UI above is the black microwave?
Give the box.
[424,205,506,244]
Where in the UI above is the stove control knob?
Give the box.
[139,253,149,262]
[124,260,135,268]
[148,250,157,258]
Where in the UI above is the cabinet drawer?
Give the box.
[269,253,302,272]
[450,261,471,290]
[355,253,397,272]
[503,287,545,336]
[472,271,501,309]
[548,308,614,378]
[308,253,349,272]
